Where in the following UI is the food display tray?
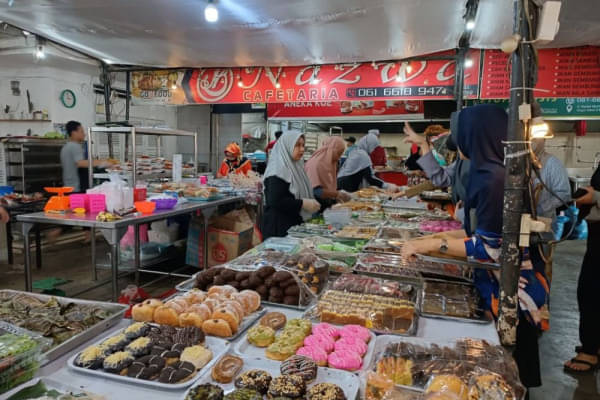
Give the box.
[0,289,127,365]
[233,323,376,373]
[186,194,224,202]
[420,280,492,325]
[175,278,316,311]
[183,355,360,400]
[3,377,103,399]
[68,335,231,391]
[418,254,500,271]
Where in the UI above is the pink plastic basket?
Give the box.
[88,194,106,213]
[69,194,88,210]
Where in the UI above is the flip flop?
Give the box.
[564,357,599,374]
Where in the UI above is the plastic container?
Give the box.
[134,185,147,201]
[87,194,106,213]
[199,175,208,185]
[324,207,351,228]
[69,194,88,210]
[134,201,156,214]
[0,186,14,196]
[151,197,177,209]
[0,322,51,394]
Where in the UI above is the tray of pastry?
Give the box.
[364,336,525,400]
[131,287,266,341]
[334,225,379,240]
[420,280,492,324]
[183,354,360,400]
[362,238,405,255]
[352,253,423,282]
[377,226,422,241]
[234,313,377,373]
[68,323,230,390]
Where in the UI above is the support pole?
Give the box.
[102,63,114,158]
[124,71,131,161]
[497,0,536,345]
[454,48,466,111]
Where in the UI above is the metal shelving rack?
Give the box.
[87,126,199,188]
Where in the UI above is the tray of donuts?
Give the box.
[178,265,319,311]
[182,354,360,400]
[68,322,230,390]
[235,313,376,374]
[131,286,266,341]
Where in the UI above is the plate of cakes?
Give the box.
[236,315,376,373]
[68,322,230,390]
[131,286,266,340]
[183,354,360,400]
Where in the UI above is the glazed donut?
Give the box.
[259,312,287,331]
[239,290,261,312]
[307,383,346,400]
[165,298,188,314]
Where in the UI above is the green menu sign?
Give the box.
[468,98,600,119]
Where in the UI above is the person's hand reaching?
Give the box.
[403,122,426,146]
[302,199,321,213]
[336,190,352,203]
[0,207,9,223]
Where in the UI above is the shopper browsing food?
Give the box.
[216,142,252,178]
[305,136,352,209]
[265,130,283,157]
[366,129,387,169]
[60,120,113,192]
[337,134,398,193]
[261,131,320,239]
[564,167,600,374]
[401,104,549,392]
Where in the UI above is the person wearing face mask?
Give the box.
[261,131,321,239]
[305,136,352,209]
[337,133,398,193]
[216,142,252,178]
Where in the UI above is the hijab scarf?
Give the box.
[264,131,314,220]
[224,142,242,169]
[457,104,508,236]
[305,136,346,192]
[338,133,379,178]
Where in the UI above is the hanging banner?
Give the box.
[468,98,600,119]
[267,100,425,120]
[481,47,600,99]
[131,50,480,105]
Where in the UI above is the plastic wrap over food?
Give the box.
[335,225,379,240]
[378,226,422,241]
[353,253,421,281]
[315,275,418,335]
[227,249,290,269]
[419,220,462,233]
[363,337,525,400]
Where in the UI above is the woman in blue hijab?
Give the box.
[402,104,549,391]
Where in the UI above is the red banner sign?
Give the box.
[267,100,424,120]
[132,50,480,105]
[481,47,600,99]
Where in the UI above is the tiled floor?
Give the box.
[1,237,599,399]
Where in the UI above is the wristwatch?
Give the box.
[439,238,449,254]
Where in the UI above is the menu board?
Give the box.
[481,47,600,99]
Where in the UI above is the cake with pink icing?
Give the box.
[303,334,335,352]
[327,350,362,371]
[338,324,371,342]
[334,337,368,355]
[296,346,328,366]
[312,323,340,339]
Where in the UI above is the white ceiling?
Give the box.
[0,0,599,68]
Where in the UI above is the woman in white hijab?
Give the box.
[337,133,398,192]
[262,131,321,239]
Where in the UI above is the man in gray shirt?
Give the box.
[60,121,107,192]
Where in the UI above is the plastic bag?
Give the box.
[553,206,588,240]
[87,172,133,212]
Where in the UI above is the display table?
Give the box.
[6,305,498,400]
[17,196,243,301]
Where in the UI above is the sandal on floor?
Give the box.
[564,357,599,374]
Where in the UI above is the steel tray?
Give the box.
[68,334,230,391]
[0,289,127,365]
[3,377,103,399]
[183,355,360,400]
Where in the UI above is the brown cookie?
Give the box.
[273,271,293,283]
[257,266,276,279]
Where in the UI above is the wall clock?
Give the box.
[60,89,76,108]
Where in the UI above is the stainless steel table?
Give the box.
[17,196,243,301]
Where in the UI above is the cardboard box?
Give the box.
[207,210,254,267]
[185,215,206,268]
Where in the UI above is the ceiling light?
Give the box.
[310,78,320,85]
[531,117,552,138]
[464,58,474,68]
[466,19,476,30]
[22,30,30,36]
[205,0,219,23]
[35,45,45,59]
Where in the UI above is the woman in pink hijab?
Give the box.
[305,136,352,209]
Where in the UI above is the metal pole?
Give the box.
[87,128,93,190]
[194,132,199,177]
[497,0,536,346]
[132,127,137,188]
[454,48,467,110]
[124,71,131,162]
[101,64,114,159]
